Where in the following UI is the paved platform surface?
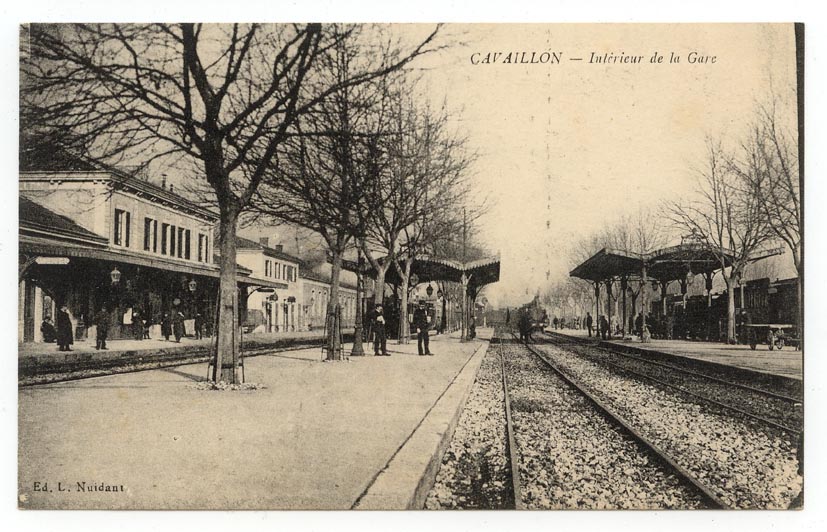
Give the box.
[18,329,491,510]
[549,328,803,380]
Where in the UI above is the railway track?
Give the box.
[541,331,802,436]
[527,335,802,508]
[18,342,323,387]
[502,334,723,509]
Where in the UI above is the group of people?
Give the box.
[39,305,201,351]
[368,300,435,356]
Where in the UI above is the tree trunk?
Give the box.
[398,273,409,344]
[214,210,240,383]
[327,249,344,360]
[373,265,387,307]
[725,275,736,344]
[793,248,803,352]
[396,258,413,344]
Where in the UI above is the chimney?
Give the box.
[275,244,283,253]
[259,237,269,248]
[161,174,167,189]
[169,184,174,193]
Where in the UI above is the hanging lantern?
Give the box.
[410,273,419,287]
[426,284,434,297]
[437,289,444,299]
[188,279,197,292]
[110,266,122,284]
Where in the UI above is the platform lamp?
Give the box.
[188,279,197,293]
[110,266,122,285]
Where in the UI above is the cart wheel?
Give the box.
[750,342,757,350]
[775,337,785,350]
[767,330,775,351]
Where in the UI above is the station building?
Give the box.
[18,156,283,344]
[300,269,357,332]
[235,236,300,333]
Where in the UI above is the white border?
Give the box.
[3,2,825,532]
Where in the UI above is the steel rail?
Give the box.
[498,341,524,510]
[544,331,801,404]
[537,337,800,436]
[513,333,729,510]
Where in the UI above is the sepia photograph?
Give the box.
[8,3,818,525]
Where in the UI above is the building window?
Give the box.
[198,234,208,262]
[114,208,131,247]
[184,229,191,260]
[161,223,169,254]
[176,227,184,258]
[265,260,271,277]
[170,225,176,257]
[144,217,158,252]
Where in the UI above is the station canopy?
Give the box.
[570,243,737,283]
[362,255,500,293]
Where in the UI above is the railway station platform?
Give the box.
[18,329,492,510]
[546,328,802,380]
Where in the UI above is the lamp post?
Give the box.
[351,250,366,356]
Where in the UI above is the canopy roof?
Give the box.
[363,255,500,293]
[570,243,739,283]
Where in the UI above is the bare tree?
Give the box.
[21,23,439,380]
[668,139,774,343]
[733,99,802,337]
[248,28,407,359]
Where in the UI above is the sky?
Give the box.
[397,24,799,308]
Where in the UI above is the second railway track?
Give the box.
[501,334,720,509]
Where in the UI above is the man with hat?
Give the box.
[373,303,389,356]
[413,300,433,356]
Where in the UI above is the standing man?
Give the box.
[413,301,432,356]
[599,314,610,340]
[161,312,172,341]
[373,303,389,356]
[94,305,110,350]
[585,312,594,337]
[173,310,185,342]
[194,312,204,340]
[55,304,73,352]
[132,308,143,340]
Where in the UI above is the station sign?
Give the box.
[35,257,70,265]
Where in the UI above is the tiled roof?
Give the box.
[236,236,303,264]
[19,196,108,244]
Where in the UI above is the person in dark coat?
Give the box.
[585,312,594,337]
[55,305,73,351]
[172,311,185,342]
[373,304,389,356]
[635,312,644,338]
[161,312,172,341]
[194,312,204,340]
[94,305,111,350]
[40,318,57,343]
[552,317,559,330]
[599,314,610,340]
[413,301,432,356]
[517,311,532,343]
[505,308,511,325]
[132,309,144,340]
